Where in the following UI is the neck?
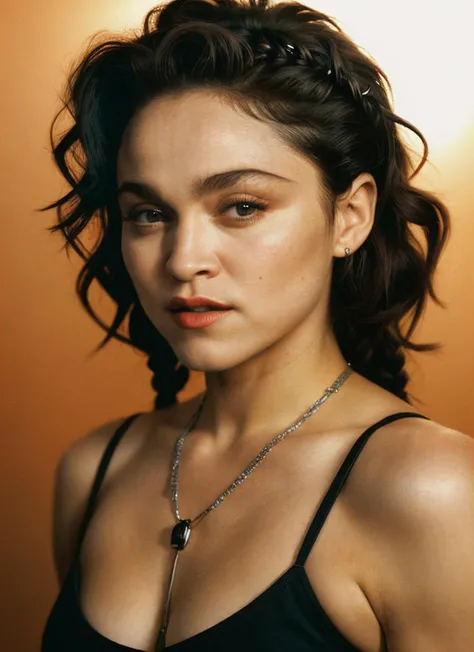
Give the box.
[192,329,351,453]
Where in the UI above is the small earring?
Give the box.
[344,247,351,257]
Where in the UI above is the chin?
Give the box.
[170,342,251,374]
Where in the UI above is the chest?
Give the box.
[77,433,385,652]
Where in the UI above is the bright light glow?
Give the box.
[112,0,474,156]
[312,0,474,156]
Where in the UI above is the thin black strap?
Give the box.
[72,413,143,562]
[295,412,430,567]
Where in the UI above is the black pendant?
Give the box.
[155,627,166,651]
[171,519,192,550]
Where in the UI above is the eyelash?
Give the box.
[121,198,269,230]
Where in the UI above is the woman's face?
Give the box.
[116,89,340,373]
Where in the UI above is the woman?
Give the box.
[40,0,474,650]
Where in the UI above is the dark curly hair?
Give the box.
[39,0,450,411]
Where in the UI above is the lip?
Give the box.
[167,295,233,311]
[169,309,233,329]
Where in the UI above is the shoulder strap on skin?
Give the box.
[72,413,143,562]
[295,412,430,567]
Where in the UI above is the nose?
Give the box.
[164,215,220,282]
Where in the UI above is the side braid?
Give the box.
[128,302,189,410]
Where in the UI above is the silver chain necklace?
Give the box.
[155,362,352,650]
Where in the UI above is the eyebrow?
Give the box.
[116,168,295,203]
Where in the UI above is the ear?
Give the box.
[332,173,377,258]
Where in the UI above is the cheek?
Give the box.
[233,220,330,303]
[121,234,159,291]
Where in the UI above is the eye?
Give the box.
[121,197,269,230]
[219,199,269,223]
[121,208,164,228]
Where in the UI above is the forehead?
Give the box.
[116,90,321,189]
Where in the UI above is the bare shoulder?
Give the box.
[50,398,199,585]
[54,399,184,489]
[351,416,474,650]
[55,412,147,503]
[51,410,154,585]
[350,416,474,526]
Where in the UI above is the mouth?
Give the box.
[167,296,234,312]
[168,307,233,313]
[168,307,233,329]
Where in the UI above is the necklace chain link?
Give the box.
[157,363,353,649]
[171,363,353,525]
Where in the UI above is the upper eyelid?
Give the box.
[119,192,268,213]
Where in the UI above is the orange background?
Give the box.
[1,2,473,650]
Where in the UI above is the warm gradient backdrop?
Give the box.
[1,1,473,650]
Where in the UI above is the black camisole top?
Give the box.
[41,410,429,651]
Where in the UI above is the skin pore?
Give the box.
[117,88,382,456]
